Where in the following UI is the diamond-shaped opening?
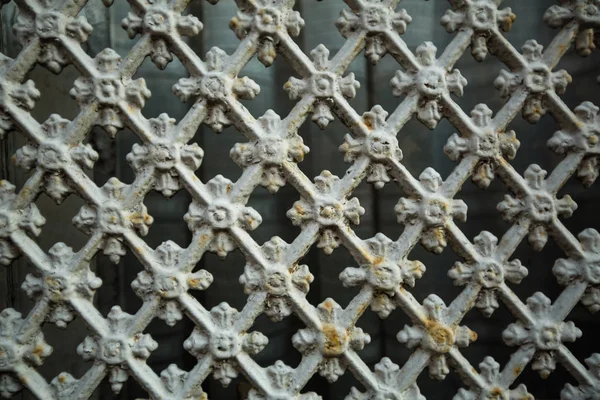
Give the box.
[25,64,80,124]
[1,257,36,314]
[145,317,197,376]
[296,118,350,178]
[372,177,407,241]
[192,0,239,55]
[35,192,90,252]
[395,117,454,181]
[304,366,366,400]
[192,248,247,311]
[344,51,369,114]
[502,0,557,49]
[110,252,145,315]
[378,301,419,363]
[1,4,23,59]
[556,49,600,110]
[460,303,518,372]
[368,54,404,110]
[248,312,304,368]
[417,368,464,399]
[112,128,143,185]
[507,112,562,174]
[246,184,301,244]
[238,55,298,119]
[356,307,412,368]
[300,0,348,51]
[349,176,377,240]
[513,358,576,399]
[301,243,361,308]
[452,43,509,115]
[196,124,244,182]
[509,235,563,302]
[132,56,189,121]
[86,127,118,186]
[557,171,599,236]
[203,372,249,399]
[144,189,192,249]
[565,301,600,363]
[405,244,462,304]
[458,176,509,240]
[402,0,453,49]
[78,1,112,58]
[37,317,93,383]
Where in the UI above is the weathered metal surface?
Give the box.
[0,0,599,399]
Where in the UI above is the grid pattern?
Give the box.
[0,0,599,398]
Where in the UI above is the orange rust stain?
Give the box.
[321,324,346,356]
[469,330,478,341]
[514,366,522,375]
[189,278,200,287]
[322,299,335,313]
[33,344,45,355]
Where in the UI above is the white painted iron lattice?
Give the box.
[0,0,600,398]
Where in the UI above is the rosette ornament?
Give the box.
[0,180,45,266]
[391,42,467,129]
[544,1,600,62]
[127,113,204,197]
[292,299,371,383]
[553,228,600,313]
[21,243,102,328]
[444,104,520,189]
[240,236,313,321]
[284,44,360,129]
[441,0,516,61]
[184,302,268,386]
[122,0,203,69]
[453,356,533,400]
[13,6,93,73]
[494,40,572,123]
[502,292,582,378]
[336,0,412,63]
[77,306,158,393]
[231,110,309,193]
[70,49,151,136]
[448,231,528,317]
[184,175,262,258]
[395,168,468,253]
[339,233,425,318]
[230,0,304,66]
[72,178,153,264]
[497,164,577,251]
[287,171,365,254]
[339,105,403,189]
[397,295,477,380]
[15,114,99,203]
[547,101,600,187]
[346,358,424,400]
[131,241,213,326]
[173,47,260,132]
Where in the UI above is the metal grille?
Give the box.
[0,0,600,398]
